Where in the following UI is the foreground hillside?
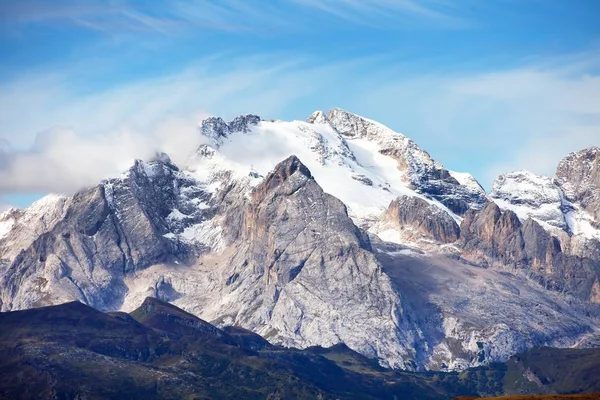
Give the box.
[1,299,599,400]
[456,394,600,400]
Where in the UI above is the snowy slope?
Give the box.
[185,109,485,228]
[0,210,16,241]
[490,170,567,232]
[188,115,419,221]
[490,168,600,241]
[449,170,485,195]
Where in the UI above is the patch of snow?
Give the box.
[449,170,485,194]
[167,209,187,221]
[0,214,16,240]
[565,209,600,240]
[376,229,403,244]
[379,247,425,257]
[180,219,225,251]
[491,170,560,206]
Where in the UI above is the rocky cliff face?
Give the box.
[459,202,600,301]
[0,154,214,311]
[372,195,460,246]
[201,156,424,368]
[555,146,600,223]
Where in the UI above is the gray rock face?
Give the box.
[377,196,460,244]
[199,116,230,143]
[373,237,598,371]
[459,202,599,301]
[229,114,261,133]
[322,108,488,215]
[0,156,213,311]
[555,146,600,223]
[351,174,373,186]
[199,114,261,145]
[0,195,70,265]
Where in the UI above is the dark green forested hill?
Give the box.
[1,298,599,400]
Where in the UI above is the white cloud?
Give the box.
[0,55,363,197]
[0,51,598,202]
[0,117,203,194]
[0,56,340,148]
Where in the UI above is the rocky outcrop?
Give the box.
[200,114,261,146]
[460,203,526,265]
[555,146,600,223]
[460,202,599,301]
[229,114,261,133]
[375,196,460,244]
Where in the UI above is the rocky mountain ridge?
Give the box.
[0,108,599,372]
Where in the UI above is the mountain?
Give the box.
[1,299,599,400]
[0,108,599,373]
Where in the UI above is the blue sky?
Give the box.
[0,0,599,209]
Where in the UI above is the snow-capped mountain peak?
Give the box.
[491,169,560,206]
[306,110,328,124]
[489,148,600,242]
[188,108,488,227]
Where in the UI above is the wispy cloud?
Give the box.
[0,0,258,34]
[0,55,351,148]
[0,0,471,36]
[289,0,467,27]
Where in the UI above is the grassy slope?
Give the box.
[502,348,600,395]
